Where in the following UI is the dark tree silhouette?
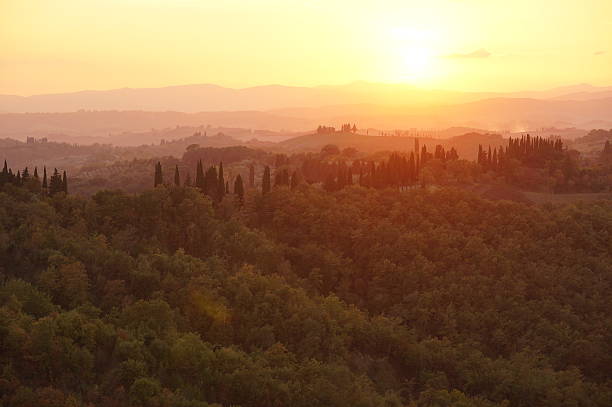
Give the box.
[262,166,271,194]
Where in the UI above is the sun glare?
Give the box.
[402,46,433,78]
[386,26,440,83]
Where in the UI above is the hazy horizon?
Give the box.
[4,80,612,99]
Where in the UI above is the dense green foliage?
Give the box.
[0,178,611,406]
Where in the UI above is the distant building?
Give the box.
[26,136,48,144]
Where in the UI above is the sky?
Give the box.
[1,0,611,96]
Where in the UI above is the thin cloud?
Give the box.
[445,48,491,58]
[594,50,605,56]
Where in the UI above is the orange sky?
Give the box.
[1,0,611,95]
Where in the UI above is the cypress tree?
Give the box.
[154,162,163,187]
[249,164,255,188]
[204,166,218,200]
[174,165,180,186]
[234,174,244,205]
[409,152,416,184]
[49,168,63,196]
[62,170,68,194]
[420,145,428,166]
[492,148,498,170]
[217,162,225,200]
[262,166,271,194]
[34,167,39,179]
[42,166,48,193]
[196,160,204,189]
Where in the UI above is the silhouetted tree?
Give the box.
[249,164,255,188]
[218,162,225,201]
[174,165,180,186]
[262,166,271,194]
[204,166,218,200]
[49,168,63,196]
[42,166,48,194]
[196,160,204,190]
[234,174,244,205]
[62,170,68,194]
[154,162,163,187]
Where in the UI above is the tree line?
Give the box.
[300,141,459,192]
[154,159,246,205]
[1,160,68,195]
[316,123,357,134]
[477,135,565,172]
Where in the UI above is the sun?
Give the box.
[402,46,433,78]
[385,26,440,83]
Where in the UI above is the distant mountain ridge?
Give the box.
[1,82,612,138]
[2,82,612,113]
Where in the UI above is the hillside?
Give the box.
[278,131,506,159]
[1,181,611,407]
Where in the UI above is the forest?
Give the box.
[1,155,611,406]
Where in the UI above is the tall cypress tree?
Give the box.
[42,166,48,193]
[154,162,163,187]
[34,167,39,179]
[196,160,204,190]
[62,170,68,194]
[234,174,244,205]
[22,167,30,181]
[249,164,255,188]
[217,162,225,201]
[409,152,416,184]
[204,166,218,200]
[262,166,271,194]
[174,165,180,186]
[49,168,63,196]
[0,160,6,185]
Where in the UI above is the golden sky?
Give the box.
[1,0,611,95]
